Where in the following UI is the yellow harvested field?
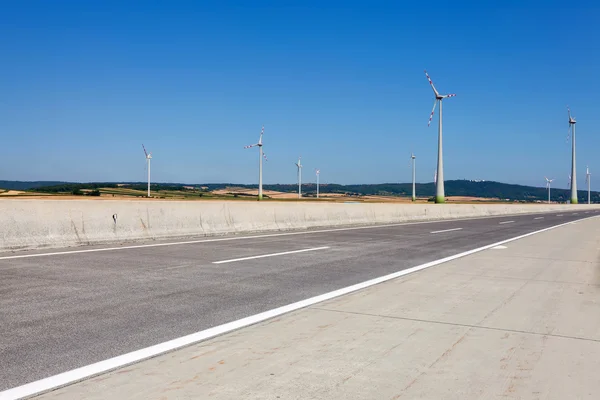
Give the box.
[0,190,26,196]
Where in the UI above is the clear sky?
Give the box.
[1,0,599,189]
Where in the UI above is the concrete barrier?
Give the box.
[1,199,599,251]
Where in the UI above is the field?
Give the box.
[0,185,509,204]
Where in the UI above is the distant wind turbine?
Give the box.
[567,106,578,204]
[142,144,152,198]
[315,168,320,199]
[411,153,416,201]
[295,157,303,198]
[244,125,268,200]
[586,166,591,204]
[545,177,554,204]
[425,70,456,204]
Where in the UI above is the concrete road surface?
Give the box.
[0,210,598,395]
[29,211,600,400]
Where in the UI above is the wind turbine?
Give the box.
[244,125,268,200]
[567,106,578,204]
[142,144,152,198]
[295,156,303,198]
[410,153,416,201]
[425,70,456,204]
[586,166,591,204]
[545,177,554,204]
[315,168,320,199]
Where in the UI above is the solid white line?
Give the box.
[430,228,463,234]
[0,213,551,261]
[1,215,597,400]
[212,247,330,264]
[499,221,514,224]
[534,217,544,220]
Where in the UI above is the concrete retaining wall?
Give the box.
[1,199,599,251]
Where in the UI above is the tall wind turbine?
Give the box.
[586,166,591,204]
[425,70,456,204]
[567,107,578,204]
[142,144,152,198]
[295,156,303,198]
[411,153,416,201]
[545,177,554,204]
[315,169,320,199]
[244,126,267,200]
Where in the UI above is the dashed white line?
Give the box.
[573,213,579,215]
[556,214,564,217]
[212,246,330,264]
[499,221,515,224]
[534,217,544,220]
[430,228,463,234]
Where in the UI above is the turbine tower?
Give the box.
[425,70,456,204]
[586,166,591,204]
[244,125,267,200]
[545,177,554,204]
[315,169,320,199]
[411,153,416,202]
[567,107,578,204]
[142,144,152,198]
[295,156,303,198]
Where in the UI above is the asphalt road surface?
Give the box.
[0,210,597,391]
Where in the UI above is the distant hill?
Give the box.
[0,181,68,190]
[1,180,598,203]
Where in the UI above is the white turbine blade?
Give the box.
[424,70,440,97]
[244,143,258,149]
[443,93,457,98]
[258,125,264,145]
[427,100,438,127]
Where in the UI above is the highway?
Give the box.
[0,210,597,392]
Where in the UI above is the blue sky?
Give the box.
[1,0,599,189]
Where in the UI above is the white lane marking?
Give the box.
[430,228,463,234]
[213,247,330,264]
[557,214,564,216]
[534,217,544,220]
[585,212,590,214]
[2,215,597,400]
[491,245,507,249]
[163,264,194,271]
[0,212,579,261]
[499,221,514,224]
[573,213,579,215]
